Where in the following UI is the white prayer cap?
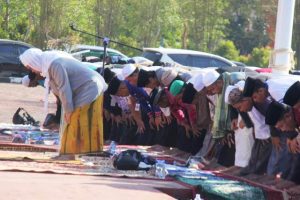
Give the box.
[234,80,245,91]
[225,85,237,104]
[117,73,124,81]
[188,73,204,92]
[121,64,137,80]
[161,69,178,86]
[179,72,192,82]
[22,75,30,87]
[203,70,220,87]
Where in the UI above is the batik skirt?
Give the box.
[60,95,104,154]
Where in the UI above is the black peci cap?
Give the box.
[103,68,116,83]
[107,76,121,95]
[283,81,300,107]
[265,101,288,126]
[182,83,197,104]
[243,77,266,97]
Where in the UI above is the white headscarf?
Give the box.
[20,48,75,114]
[21,75,30,87]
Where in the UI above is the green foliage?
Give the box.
[247,46,271,68]
[0,0,274,60]
[214,40,239,61]
[237,55,250,64]
[225,0,270,54]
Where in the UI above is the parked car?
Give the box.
[70,44,128,62]
[141,48,240,71]
[0,39,33,77]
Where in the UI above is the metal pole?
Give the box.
[102,37,110,76]
[69,23,143,52]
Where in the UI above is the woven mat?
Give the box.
[0,157,155,178]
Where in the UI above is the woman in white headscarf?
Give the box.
[20,48,107,155]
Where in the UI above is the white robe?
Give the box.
[234,114,255,167]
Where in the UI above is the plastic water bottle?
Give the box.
[24,135,30,144]
[194,194,202,200]
[108,141,117,156]
[155,160,168,179]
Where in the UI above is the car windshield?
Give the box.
[168,53,231,68]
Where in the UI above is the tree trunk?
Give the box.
[95,0,103,46]
[39,0,51,49]
[181,21,188,49]
[4,0,9,32]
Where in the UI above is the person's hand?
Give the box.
[125,114,136,127]
[239,119,245,129]
[110,114,121,127]
[162,115,172,125]
[114,115,122,127]
[231,119,238,130]
[64,112,72,124]
[136,120,145,134]
[104,109,110,121]
[221,133,235,148]
[154,116,164,131]
[182,123,191,138]
[262,138,270,146]
[287,138,300,154]
[271,137,282,152]
[191,125,202,137]
[149,116,155,130]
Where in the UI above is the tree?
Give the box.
[247,46,271,67]
[225,0,271,54]
[214,40,239,60]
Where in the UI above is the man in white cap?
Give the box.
[118,64,139,86]
[160,68,192,88]
[203,70,244,138]
[184,73,212,156]
[202,70,245,167]
[161,69,179,87]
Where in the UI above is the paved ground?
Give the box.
[0,83,185,200]
[0,172,176,200]
[0,83,56,124]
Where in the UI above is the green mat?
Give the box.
[175,174,265,200]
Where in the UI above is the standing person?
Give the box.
[20,48,107,156]
[203,70,245,167]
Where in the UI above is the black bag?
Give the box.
[12,108,39,126]
[113,150,143,170]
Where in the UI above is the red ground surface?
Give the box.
[0,83,56,124]
[0,83,193,200]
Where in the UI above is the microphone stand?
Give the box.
[102,37,109,76]
[69,23,143,76]
[69,23,142,52]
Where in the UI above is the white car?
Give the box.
[70,44,128,62]
[142,48,239,71]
